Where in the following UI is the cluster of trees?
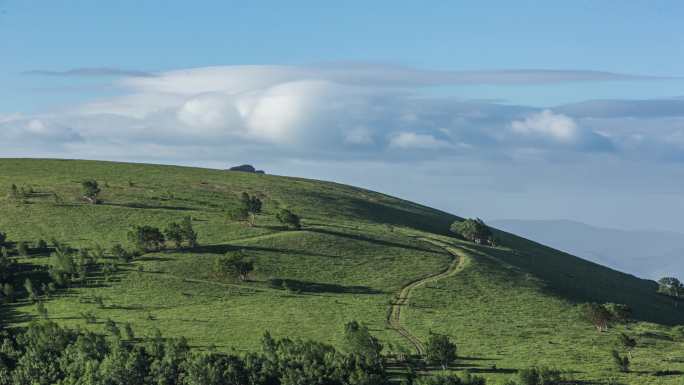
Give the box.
[450,219,494,245]
[582,302,631,332]
[227,192,303,230]
[128,217,198,252]
[164,217,199,248]
[0,321,392,385]
[228,192,263,226]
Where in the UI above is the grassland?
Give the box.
[1,158,684,384]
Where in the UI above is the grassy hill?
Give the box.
[1,158,683,384]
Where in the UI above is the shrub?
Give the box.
[213,250,254,281]
[276,208,302,229]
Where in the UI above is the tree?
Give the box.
[617,333,636,359]
[240,192,262,226]
[611,349,630,372]
[180,216,198,247]
[2,283,14,302]
[214,250,254,281]
[17,241,29,257]
[276,208,301,229]
[450,218,493,245]
[0,231,6,245]
[658,277,683,307]
[424,332,457,370]
[128,225,165,252]
[24,278,37,302]
[604,303,632,323]
[582,303,613,332]
[164,222,184,248]
[81,179,101,204]
[343,320,383,361]
[227,206,249,223]
[36,301,48,319]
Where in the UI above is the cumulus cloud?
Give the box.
[389,132,455,150]
[511,110,579,142]
[1,64,680,164]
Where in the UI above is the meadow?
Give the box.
[1,158,683,384]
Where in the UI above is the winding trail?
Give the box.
[387,239,468,355]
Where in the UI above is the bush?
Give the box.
[17,241,29,256]
[276,208,302,229]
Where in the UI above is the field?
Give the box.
[1,158,683,384]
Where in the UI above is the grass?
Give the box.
[1,158,684,384]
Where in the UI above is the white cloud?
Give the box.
[511,110,579,142]
[389,132,454,150]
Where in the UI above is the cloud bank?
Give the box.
[5,64,680,165]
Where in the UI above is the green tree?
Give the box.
[617,333,637,359]
[128,225,165,252]
[240,192,262,226]
[450,218,493,245]
[2,283,14,303]
[611,349,630,372]
[36,301,48,319]
[604,303,631,323]
[164,222,184,248]
[0,231,6,245]
[276,208,302,229]
[180,216,198,247]
[658,277,683,307]
[24,278,37,302]
[425,332,457,370]
[343,320,383,362]
[81,179,101,204]
[17,241,29,256]
[582,303,612,332]
[214,250,254,281]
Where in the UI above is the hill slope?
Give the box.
[1,159,683,384]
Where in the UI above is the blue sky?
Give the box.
[1,1,684,231]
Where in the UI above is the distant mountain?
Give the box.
[491,219,684,280]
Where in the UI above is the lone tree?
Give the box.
[658,277,683,307]
[240,192,262,226]
[127,225,165,252]
[604,303,632,324]
[343,320,383,362]
[611,349,630,372]
[180,216,198,247]
[81,180,101,204]
[617,332,637,359]
[214,250,254,281]
[276,209,301,230]
[450,218,493,245]
[424,332,457,370]
[582,303,612,332]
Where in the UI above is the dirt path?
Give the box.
[387,239,467,355]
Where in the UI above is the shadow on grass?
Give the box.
[103,202,195,211]
[269,278,382,295]
[307,228,441,254]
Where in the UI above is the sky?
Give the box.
[1,1,684,232]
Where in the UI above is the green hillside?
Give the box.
[1,158,683,384]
